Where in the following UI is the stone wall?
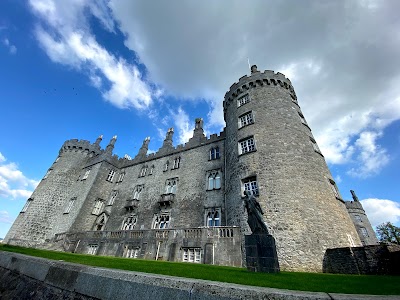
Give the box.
[323,244,400,275]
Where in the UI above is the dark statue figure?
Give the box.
[244,191,269,234]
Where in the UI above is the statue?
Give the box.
[244,191,269,234]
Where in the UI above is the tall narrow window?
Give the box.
[242,177,259,196]
[329,179,340,199]
[172,157,181,169]
[87,245,98,255]
[238,111,254,128]
[164,161,169,172]
[106,170,115,182]
[64,197,76,214]
[133,185,144,200]
[209,147,220,160]
[43,169,52,179]
[117,172,125,182]
[108,190,118,205]
[149,165,155,175]
[82,169,91,180]
[238,137,256,155]
[237,94,250,107]
[205,208,221,227]
[139,165,148,177]
[21,198,33,213]
[165,178,178,194]
[92,199,104,215]
[122,215,137,230]
[182,248,201,263]
[207,170,221,190]
[153,214,170,229]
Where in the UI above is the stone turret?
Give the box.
[186,118,206,146]
[157,128,174,155]
[105,135,117,155]
[223,65,362,272]
[135,137,150,159]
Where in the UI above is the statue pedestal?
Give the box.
[245,234,280,273]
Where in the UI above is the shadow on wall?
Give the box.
[322,244,400,275]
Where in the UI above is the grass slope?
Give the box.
[1,245,399,295]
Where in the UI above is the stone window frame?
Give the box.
[360,227,369,237]
[107,190,118,205]
[21,198,33,213]
[237,94,250,107]
[172,157,181,169]
[164,178,178,194]
[238,136,256,155]
[92,198,105,215]
[164,160,169,172]
[206,170,222,190]
[106,169,116,182]
[122,214,138,230]
[87,244,98,255]
[242,176,259,196]
[328,179,341,200]
[209,147,220,160]
[117,171,125,182]
[204,207,221,227]
[152,213,170,229]
[82,168,91,180]
[125,245,140,258]
[139,165,148,177]
[64,197,76,214]
[93,212,108,231]
[182,247,201,263]
[43,169,52,179]
[133,184,144,200]
[238,111,254,129]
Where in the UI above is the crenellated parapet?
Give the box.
[223,65,297,116]
[60,139,103,157]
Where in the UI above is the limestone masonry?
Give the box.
[4,65,378,272]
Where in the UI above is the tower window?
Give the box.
[133,185,144,200]
[82,168,91,180]
[122,215,137,230]
[92,198,104,215]
[237,94,250,107]
[242,177,259,196]
[207,170,221,190]
[172,157,181,169]
[182,248,201,263]
[238,137,256,155]
[165,178,178,194]
[209,147,220,160]
[205,208,221,226]
[64,197,76,214]
[106,170,116,182]
[108,190,118,205]
[21,198,33,213]
[238,111,254,128]
[139,165,148,177]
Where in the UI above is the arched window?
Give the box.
[165,178,177,194]
[153,214,170,229]
[139,165,148,177]
[122,215,137,230]
[172,157,181,169]
[209,147,220,160]
[204,208,221,227]
[133,185,144,200]
[207,170,221,190]
[94,213,108,231]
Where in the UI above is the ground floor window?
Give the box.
[87,244,98,255]
[122,215,137,230]
[153,213,170,229]
[182,248,201,263]
[125,246,140,258]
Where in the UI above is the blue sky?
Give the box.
[1,0,399,239]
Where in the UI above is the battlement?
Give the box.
[60,139,103,157]
[223,68,296,111]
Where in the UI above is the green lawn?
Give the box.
[1,244,399,295]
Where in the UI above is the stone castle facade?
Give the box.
[5,65,378,272]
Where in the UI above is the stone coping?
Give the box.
[0,251,398,300]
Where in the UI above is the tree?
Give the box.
[376,222,400,244]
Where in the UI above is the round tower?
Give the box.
[4,137,103,246]
[223,65,362,272]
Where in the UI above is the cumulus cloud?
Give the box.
[0,210,13,224]
[361,198,400,227]
[0,152,38,200]
[29,0,153,110]
[173,107,194,145]
[109,0,400,177]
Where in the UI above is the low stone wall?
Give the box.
[323,244,400,275]
[0,251,398,300]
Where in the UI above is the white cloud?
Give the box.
[173,107,194,145]
[361,198,400,227]
[2,38,17,55]
[0,210,13,224]
[0,153,38,200]
[30,0,153,111]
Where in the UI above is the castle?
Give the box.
[4,65,377,272]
